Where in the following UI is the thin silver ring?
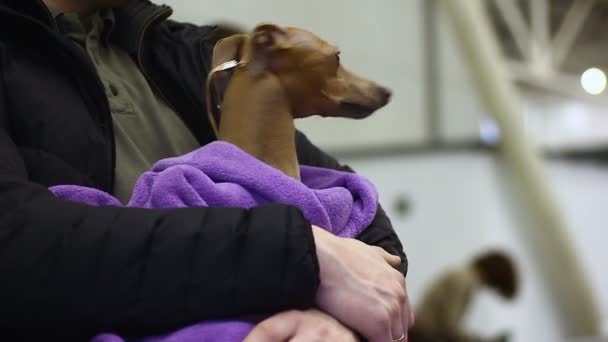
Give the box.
[392,333,405,341]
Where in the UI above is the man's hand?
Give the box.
[243,309,357,342]
[312,226,414,342]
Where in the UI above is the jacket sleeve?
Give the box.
[295,131,408,276]
[0,60,319,339]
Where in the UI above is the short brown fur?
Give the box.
[209,23,392,179]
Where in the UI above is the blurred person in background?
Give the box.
[410,250,518,342]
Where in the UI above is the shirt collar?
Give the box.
[44,3,115,45]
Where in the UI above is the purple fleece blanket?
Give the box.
[49,141,378,342]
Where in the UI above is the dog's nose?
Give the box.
[378,87,392,103]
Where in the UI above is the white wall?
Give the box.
[341,152,608,341]
[436,4,487,142]
[522,90,608,151]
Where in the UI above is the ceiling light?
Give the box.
[581,68,606,95]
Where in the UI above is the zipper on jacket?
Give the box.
[38,0,60,32]
[136,7,176,113]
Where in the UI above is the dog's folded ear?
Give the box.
[211,23,289,78]
[252,23,289,52]
[248,23,290,76]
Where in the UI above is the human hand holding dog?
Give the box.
[243,309,357,342]
[312,226,413,342]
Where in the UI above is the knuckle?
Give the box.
[281,309,304,322]
[371,306,392,327]
[373,246,385,254]
[387,299,400,317]
[254,321,275,338]
[368,245,383,255]
[341,331,357,341]
[306,327,333,342]
[391,268,405,279]
[315,325,331,338]
[255,310,302,337]
[394,283,407,302]
[333,331,353,341]
[285,309,304,316]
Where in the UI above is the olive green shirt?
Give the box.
[47,7,200,203]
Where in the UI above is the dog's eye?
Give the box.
[335,52,341,65]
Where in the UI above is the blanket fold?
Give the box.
[49,141,378,342]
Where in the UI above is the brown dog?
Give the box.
[207,23,391,179]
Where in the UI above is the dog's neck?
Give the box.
[217,69,301,180]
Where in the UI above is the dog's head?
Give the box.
[211,23,392,119]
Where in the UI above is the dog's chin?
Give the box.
[337,102,383,119]
[307,102,385,119]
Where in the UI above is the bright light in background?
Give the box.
[580,67,607,95]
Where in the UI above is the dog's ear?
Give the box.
[248,23,289,75]
[212,34,248,68]
[252,23,289,50]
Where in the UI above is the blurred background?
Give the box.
[163,0,608,341]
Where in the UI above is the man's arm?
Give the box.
[0,63,319,340]
[295,130,408,275]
